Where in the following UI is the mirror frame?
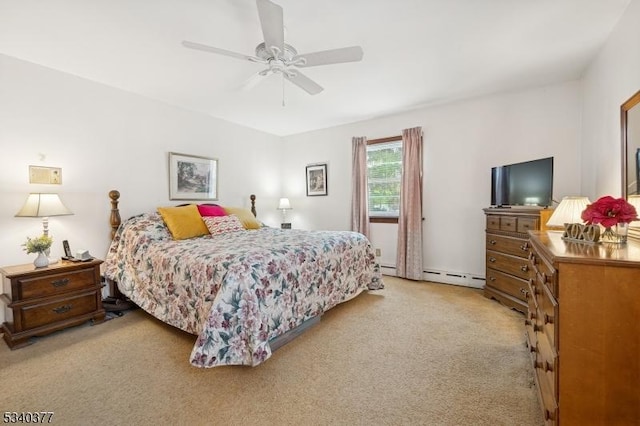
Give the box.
[621,89,640,199]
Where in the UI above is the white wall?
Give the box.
[0,55,283,323]
[282,81,583,283]
[581,0,640,199]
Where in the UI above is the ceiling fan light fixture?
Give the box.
[181,0,363,96]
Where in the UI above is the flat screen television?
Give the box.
[491,157,553,207]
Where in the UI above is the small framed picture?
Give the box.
[306,163,328,196]
[169,152,218,200]
[29,166,62,184]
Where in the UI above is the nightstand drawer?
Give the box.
[1,259,105,349]
[18,291,98,330]
[18,268,97,300]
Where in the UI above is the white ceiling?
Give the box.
[0,0,631,136]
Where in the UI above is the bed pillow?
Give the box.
[157,205,209,240]
[203,215,245,235]
[197,204,227,217]
[223,207,262,229]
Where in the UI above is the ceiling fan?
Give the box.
[182,0,364,95]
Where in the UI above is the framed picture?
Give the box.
[29,166,62,184]
[306,163,328,196]
[169,152,218,200]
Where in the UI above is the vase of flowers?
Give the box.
[581,196,638,244]
[23,235,53,268]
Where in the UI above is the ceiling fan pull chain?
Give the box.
[282,73,286,107]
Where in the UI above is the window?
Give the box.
[367,137,402,222]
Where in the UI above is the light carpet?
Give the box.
[0,277,542,425]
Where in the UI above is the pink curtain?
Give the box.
[396,127,423,280]
[351,136,370,238]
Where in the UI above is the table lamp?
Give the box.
[278,197,292,229]
[545,196,591,230]
[15,193,73,261]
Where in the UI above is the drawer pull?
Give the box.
[53,304,72,314]
[543,313,554,324]
[543,361,554,372]
[489,257,496,263]
[529,343,537,353]
[489,239,497,245]
[533,324,543,332]
[51,278,70,287]
[529,311,537,320]
[520,242,529,251]
[489,276,496,282]
[520,265,528,272]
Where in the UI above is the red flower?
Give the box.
[581,196,638,227]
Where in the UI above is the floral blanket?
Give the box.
[103,213,383,367]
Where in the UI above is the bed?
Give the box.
[103,190,383,368]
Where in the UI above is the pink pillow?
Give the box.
[197,204,227,217]
[203,215,244,235]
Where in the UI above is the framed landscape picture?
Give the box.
[169,152,218,200]
[306,163,328,196]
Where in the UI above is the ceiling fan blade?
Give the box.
[182,40,259,62]
[285,71,324,95]
[294,46,364,68]
[256,0,284,55]
[238,71,270,91]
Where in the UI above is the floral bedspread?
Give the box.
[103,213,383,367]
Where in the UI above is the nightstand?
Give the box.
[1,259,106,349]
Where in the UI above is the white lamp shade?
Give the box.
[546,196,591,227]
[15,193,73,217]
[278,198,292,210]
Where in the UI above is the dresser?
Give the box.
[483,208,552,313]
[1,259,105,349]
[527,231,640,425]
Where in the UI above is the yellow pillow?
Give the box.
[157,204,209,240]
[223,207,261,230]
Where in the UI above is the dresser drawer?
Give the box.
[536,356,559,425]
[486,214,538,234]
[501,216,517,232]
[539,284,558,348]
[536,332,558,410]
[525,279,538,345]
[530,248,557,297]
[486,250,530,279]
[18,291,98,330]
[17,268,97,300]
[486,268,528,302]
[487,215,501,231]
[486,233,530,258]
[517,217,539,233]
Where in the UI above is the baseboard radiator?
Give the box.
[379,264,485,289]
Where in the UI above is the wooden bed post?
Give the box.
[105,189,133,307]
[250,194,257,217]
[109,190,121,240]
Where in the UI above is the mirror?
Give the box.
[622,89,640,198]
[622,90,640,241]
